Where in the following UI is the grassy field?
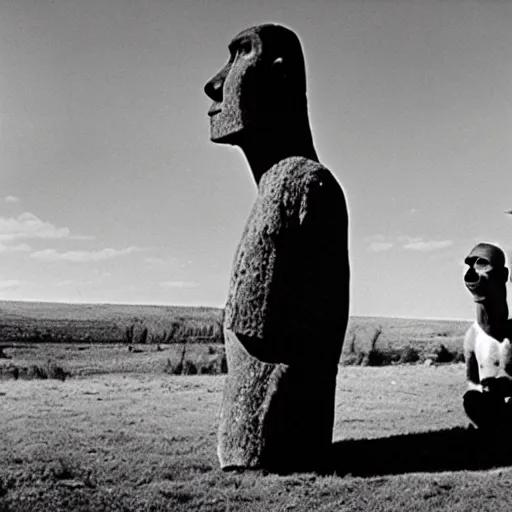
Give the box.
[0,300,471,369]
[3,366,512,511]
[0,343,227,378]
[0,300,225,344]
[4,300,504,511]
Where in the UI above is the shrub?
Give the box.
[362,327,388,366]
[341,352,365,366]
[182,360,198,375]
[5,361,70,381]
[399,345,420,364]
[163,346,227,375]
[46,360,70,381]
[453,351,465,363]
[435,344,456,363]
[362,349,393,367]
[26,364,48,379]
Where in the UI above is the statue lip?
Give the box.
[208,105,221,117]
[466,283,486,300]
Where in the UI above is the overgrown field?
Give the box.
[0,301,225,344]
[3,302,512,511]
[0,301,472,376]
[3,366,512,511]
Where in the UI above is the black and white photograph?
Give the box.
[1,0,512,510]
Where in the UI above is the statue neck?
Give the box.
[475,292,509,340]
[238,111,318,185]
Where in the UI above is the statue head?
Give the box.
[204,24,308,145]
[464,242,509,303]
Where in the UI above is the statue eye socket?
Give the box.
[237,41,252,56]
[474,258,492,272]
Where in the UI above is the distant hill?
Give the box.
[0,300,222,322]
[0,300,471,350]
[0,300,224,344]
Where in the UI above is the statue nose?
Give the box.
[465,269,479,283]
[204,71,225,102]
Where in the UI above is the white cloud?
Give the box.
[366,234,453,253]
[30,246,143,263]
[160,280,198,289]
[145,256,180,267]
[364,235,387,242]
[368,242,394,253]
[365,235,395,252]
[4,195,20,203]
[54,278,99,287]
[398,236,423,244]
[403,240,453,251]
[0,242,31,253]
[0,279,23,289]
[0,212,70,241]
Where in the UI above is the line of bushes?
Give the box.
[0,360,70,381]
[340,326,464,367]
[163,344,228,376]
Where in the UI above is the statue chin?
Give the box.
[210,130,241,145]
[465,282,485,302]
[209,112,246,145]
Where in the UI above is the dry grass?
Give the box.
[3,365,512,511]
[1,304,495,510]
[0,310,471,380]
[0,300,469,353]
[0,343,227,378]
[0,300,224,344]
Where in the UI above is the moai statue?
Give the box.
[463,243,512,429]
[204,24,350,473]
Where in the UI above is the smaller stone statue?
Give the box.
[462,242,512,429]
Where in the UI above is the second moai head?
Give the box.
[464,242,509,303]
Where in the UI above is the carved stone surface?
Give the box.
[224,156,349,361]
[205,24,350,473]
[463,243,512,429]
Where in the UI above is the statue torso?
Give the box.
[224,155,349,345]
[473,321,512,381]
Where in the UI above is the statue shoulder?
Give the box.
[286,157,336,182]
[277,157,343,199]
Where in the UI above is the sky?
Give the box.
[1,0,511,320]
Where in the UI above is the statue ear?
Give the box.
[271,57,286,81]
[504,267,510,282]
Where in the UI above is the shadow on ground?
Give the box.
[332,427,512,477]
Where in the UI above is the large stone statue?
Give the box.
[463,242,512,429]
[204,23,350,473]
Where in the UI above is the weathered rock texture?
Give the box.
[204,24,350,473]
[219,157,349,472]
[224,157,348,363]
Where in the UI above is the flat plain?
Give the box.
[4,301,512,511]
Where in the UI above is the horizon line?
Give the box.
[0,297,473,322]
